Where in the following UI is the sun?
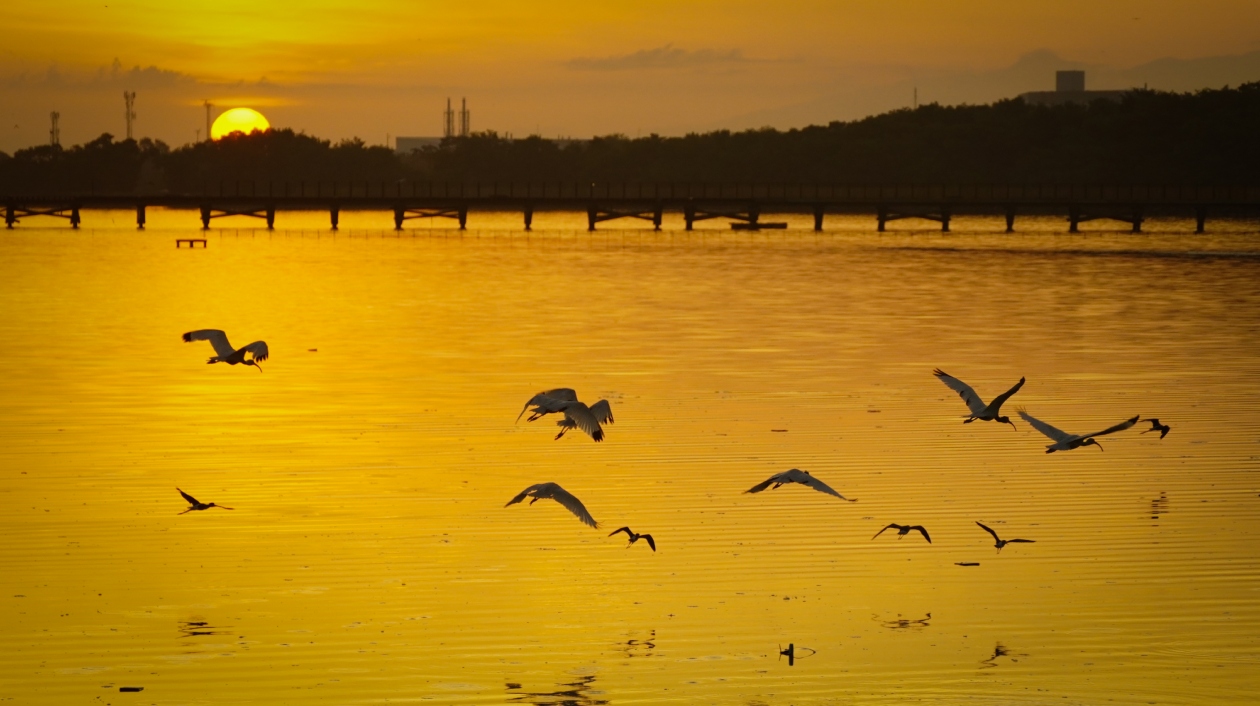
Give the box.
[211,107,271,140]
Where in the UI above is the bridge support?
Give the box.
[813,204,825,232]
[587,204,664,231]
[3,204,83,228]
[330,206,340,230]
[1005,207,1016,233]
[681,201,761,231]
[1195,205,1207,234]
[877,206,951,232]
[391,206,467,230]
[198,205,275,229]
[136,204,146,230]
[1068,205,1143,233]
[524,205,533,231]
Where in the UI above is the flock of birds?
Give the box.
[178,330,1172,557]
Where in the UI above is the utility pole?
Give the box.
[124,91,136,140]
[443,98,454,139]
[203,100,214,141]
[50,111,60,147]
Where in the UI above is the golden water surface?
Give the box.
[2,211,1259,705]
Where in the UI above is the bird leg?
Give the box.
[554,428,568,440]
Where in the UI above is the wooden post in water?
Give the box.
[524,204,534,231]
[136,204,146,230]
[587,205,598,232]
[1195,205,1208,233]
[1068,206,1081,233]
[940,207,951,233]
[4,204,14,229]
[652,204,663,231]
[330,206,340,231]
[877,206,887,232]
[1005,207,1016,233]
[1130,205,1143,233]
[813,204,824,232]
[684,202,696,231]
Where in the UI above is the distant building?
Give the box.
[1019,71,1126,107]
[395,136,443,154]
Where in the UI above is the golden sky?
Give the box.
[3,1,1260,150]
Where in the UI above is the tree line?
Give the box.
[3,82,1258,195]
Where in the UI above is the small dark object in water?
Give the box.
[868,409,881,413]
[770,429,788,432]
[956,562,980,566]
[308,348,318,352]
[119,686,144,692]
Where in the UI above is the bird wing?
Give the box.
[560,402,604,442]
[608,526,632,538]
[642,534,656,551]
[798,472,844,499]
[872,524,897,540]
[589,399,614,425]
[1017,410,1072,442]
[933,369,988,416]
[1083,415,1140,439]
[505,483,545,507]
[546,484,598,528]
[177,487,199,504]
[975,521,1000,541]
[911,526,932,543]
[183,329,234,358]
[241,341,269,362]
[744,474,781,494]
[987,377,1026,414]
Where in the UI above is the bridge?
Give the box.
[5,182,1259,233]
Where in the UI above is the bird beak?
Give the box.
[1006,420,1018,431]
[1095,441,1105,451]
[254,362,263,373]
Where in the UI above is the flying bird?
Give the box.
[505,482,598,528]
[1141,418,1171,439]
[183,329,269,371]
[177,488,233,515]
[518,389,614,442]
[933,369,1025,429]
[1017,410,1139,453]
[517,388,577,422]
[608,526,656,551]
[743,469,856,501]
[975,521,1035,552]
[554,399,614,442]
[872,523,931,543]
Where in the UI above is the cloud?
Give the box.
[565,44,752,71]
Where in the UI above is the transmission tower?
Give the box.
[50,111,60,147]
[443,98,454,139]
[123,91,136,140]
[459,97,470,137]
[203,100,214,142]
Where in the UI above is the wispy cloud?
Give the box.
[565,44,753,71]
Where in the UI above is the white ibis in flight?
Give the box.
[933,369,1025,429]
[505,482,598,528]
[743,469,856,501]
[183,329,269,371]
[872,523,931,543]
[1018,410,1139,453]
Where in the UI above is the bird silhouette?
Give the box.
[975,521,1035,552]
[872,523,931,543]
[743,469,856,501]
[608,526,656,551]
[177,488,233,515]
[933,369,1024,429]
[1141,418,1171,439]
[516,388,577,422]
[1018,410,1139,453]
[505,482,598,528]
[183,329,269,371]
[518,389,613,442]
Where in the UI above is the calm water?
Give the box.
[2,210,1259,705]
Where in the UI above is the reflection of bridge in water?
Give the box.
[6,183,1259,233]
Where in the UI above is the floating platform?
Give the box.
[731,222,788,231]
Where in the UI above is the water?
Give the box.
[2,211,1259,705]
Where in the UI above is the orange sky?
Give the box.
[3,1,1260,151]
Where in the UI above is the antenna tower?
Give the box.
[50,111,61,147]
[123,91,136,140]
[203,100,214,142]
[443,98,455,139]
[459,97,470,137]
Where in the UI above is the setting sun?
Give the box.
[210,107,270,140]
